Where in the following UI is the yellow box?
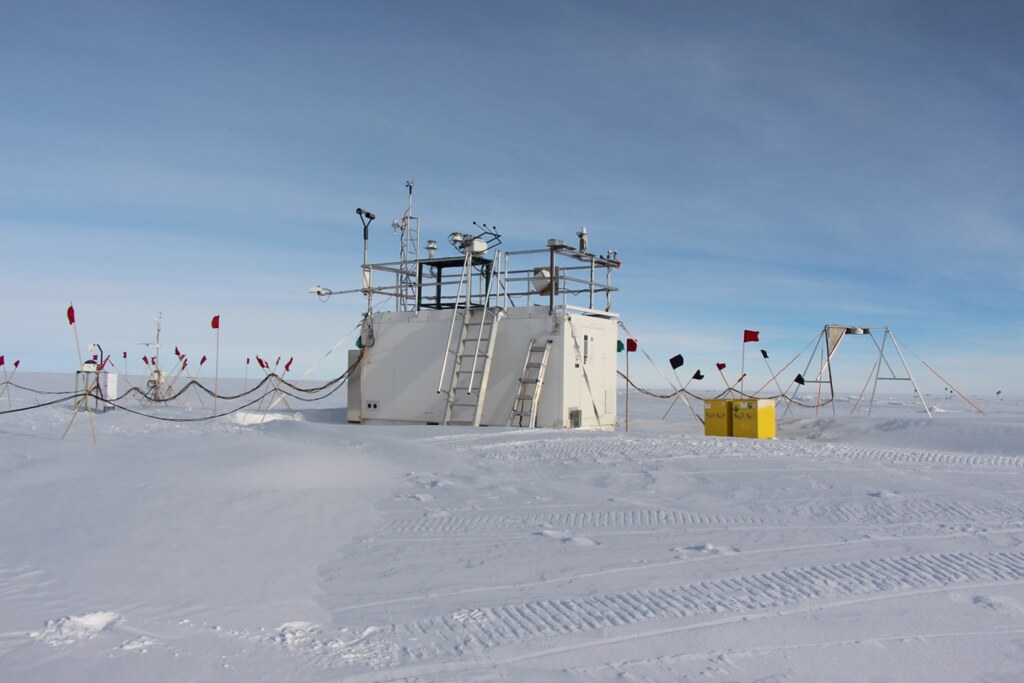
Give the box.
[731,398,776,439]
[704,399,733,437]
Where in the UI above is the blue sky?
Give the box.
[2,1,1021,396]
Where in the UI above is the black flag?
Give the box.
[760,349,769,359]
[692,370,704,380]
[794,373,806,385]
[669,354,684,370]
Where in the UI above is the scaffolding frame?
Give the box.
[791,325,931,417]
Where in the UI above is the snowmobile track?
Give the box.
[384,508,771,535]
[325,551,1024,671]
[442,434,1024,470]
[768,498,1024,527]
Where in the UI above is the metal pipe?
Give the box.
[548,245,555,315]
[887,330,932,417]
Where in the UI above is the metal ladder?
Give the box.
[440,252,503,426]
[508,338,553,427]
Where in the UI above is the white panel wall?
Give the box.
[351,307,618,430]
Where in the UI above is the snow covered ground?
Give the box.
[1,373,1022,681]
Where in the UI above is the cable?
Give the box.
[0,351,364,421]
[616,371,834,410]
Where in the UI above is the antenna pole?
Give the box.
[397,180,418,310]
[357,208,376,314]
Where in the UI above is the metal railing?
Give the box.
[361,241,620,316]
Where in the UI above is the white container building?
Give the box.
[316,189,622,430]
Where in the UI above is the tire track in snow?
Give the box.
[439,432,1024,469]
[467,436,705,464]
[767,498,1024,528]
[384,508,770,535]
[384,498,1024,538]
[822,446,1024,469]
[518,595,1024,678]
[325,551,1024,671]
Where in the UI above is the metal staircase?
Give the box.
[439,251,503,426]
[509,338,553,427]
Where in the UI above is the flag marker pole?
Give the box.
[259,363,296,423]
[759,352,787,398]
[740,331,760,396]
[724,373,746,397]
[255,358,270,412]
[661,370,702,422]
[661,355,696,422]
[754,351,801,396]
[214,329,219,416]
[9,361,20,405]
[0,360,10,408]
[212,315,220,416]
[740,341,746,395]
[184,359,208,410]
[163,356,187,406]
[265,357,298,419]
[717,365,730,392]
[625,349,630,433]
[61,303,97,444]
[661,371,686,420]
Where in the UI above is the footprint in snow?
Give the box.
[678,543,739,556]
[268,622,380,653]
[535,529,599,547]
[120,636,156,652]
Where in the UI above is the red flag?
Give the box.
[285,357,293,372]
[743,330,759,343]
[716,362,727,371]
[183,358,188,369]
[200,355,207,366]
[142,356,150,365]
[67,305,76,325]
[175,346,182,358]
[0,355,4,366]
[256,355,265,368]
[211,315,220,330]
[625,338,638,352]
[246,357,251,365]
[123,351,127,359]
[13,360,19,369]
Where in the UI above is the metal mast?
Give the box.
[139,313,165,401]
[393,180,419,310]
